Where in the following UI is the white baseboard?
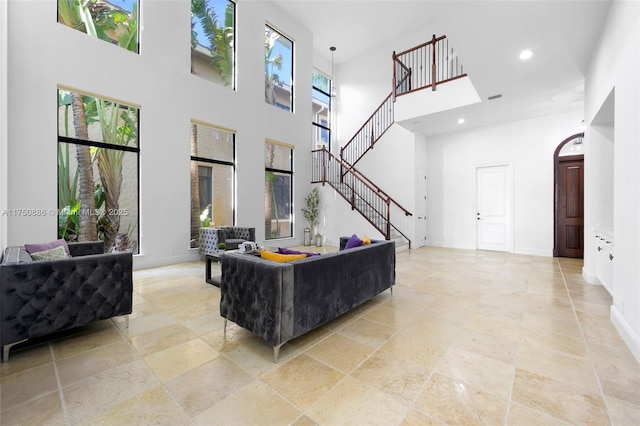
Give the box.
[428,240,552,257]
[426,240,475,250]
[610,305,640,364]
[582,266,600,285]
[513,247,552,257]
[132,252,200,271]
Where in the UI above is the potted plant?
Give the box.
[302,187,321,245]
[217,242,227,253]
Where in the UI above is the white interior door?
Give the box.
[416,169,427,247]
[476,165,511,251]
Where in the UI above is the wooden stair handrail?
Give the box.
[311,147,413,246]
[340,164,412,218]
[394,34,447,57]
[341,93,393,162]
[393,34,466,97]
[315,147,413,217]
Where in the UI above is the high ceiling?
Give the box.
[270,0,612,136]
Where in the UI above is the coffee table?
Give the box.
[205,249,262,287]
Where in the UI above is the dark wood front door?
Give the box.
[554,154,584,258]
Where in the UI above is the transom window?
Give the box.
[312,69,332,151]
[265,25,293,112]
[57,0,139,53]
[191,0,236,88]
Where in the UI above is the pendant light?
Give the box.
[330,46,336,99]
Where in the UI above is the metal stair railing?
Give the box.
[312,147,412,247]
[312,35,465,248]
[341,35,466,171]
[340,93,394,170]
[392,34,467,98]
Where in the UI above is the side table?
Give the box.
[205,252,223,287]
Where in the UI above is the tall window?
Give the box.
[312,69,331,150]
[57,0,139,53]
[190,123,235,247]
[265,25,293,112]
[57,89,140,253]
[191,0,236,88]
[265,141,293,239]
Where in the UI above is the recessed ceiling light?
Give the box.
[519,49,534,60]
[457,118,465,124]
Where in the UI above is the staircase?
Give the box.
[311,147,412,247]
[314,35,467,250]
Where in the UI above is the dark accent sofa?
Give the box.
[0,241,133,361]
[219,238,395,362]
[199,227,256,255]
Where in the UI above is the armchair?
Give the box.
[198,227,255,255]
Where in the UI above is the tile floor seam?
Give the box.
[260,324,386,415]
[0,387,61,418]
[557,257,615,426]
[108,315,194,422]
[402,301,470,426]
[49,342,71,426]
[290,298,418,425]
[403,359,444,424]
[502,251,530,426]
[257,375,309,415]
[4,251,636,425]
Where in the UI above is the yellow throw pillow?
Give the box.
[260,250,307,263]
[361,235,372,245]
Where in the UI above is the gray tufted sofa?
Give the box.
[0,241,133,361]
[219,238,395,362]
[198,226,256,255]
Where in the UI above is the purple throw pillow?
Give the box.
[24,239,70,256]
[278,247,320,257]
[344,234,363,249]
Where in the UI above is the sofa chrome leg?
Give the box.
[223,319,228,335]
[2,339,27,362]
[273,344,283,363]
[390,285,394,296]
[125,315,130,329]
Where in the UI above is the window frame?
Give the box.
[189,123,237,245]
[57,89,141,253]
[312,69,332,151]
[57,0,140,54]
[265,24,294,113]
[190,0,237,89]
[264,140,294,240]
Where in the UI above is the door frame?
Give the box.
[553,132,585,257]
[474,162,514,252]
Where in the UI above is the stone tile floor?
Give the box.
[1,246,639,425]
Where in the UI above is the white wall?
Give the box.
[425,110,583,256]
[321,27,429,246]
[584,0,640,361]
[5,0,315,269]
[322,124,417,246]
[0,0,7,250]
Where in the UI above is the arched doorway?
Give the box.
[554,132,585,258]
